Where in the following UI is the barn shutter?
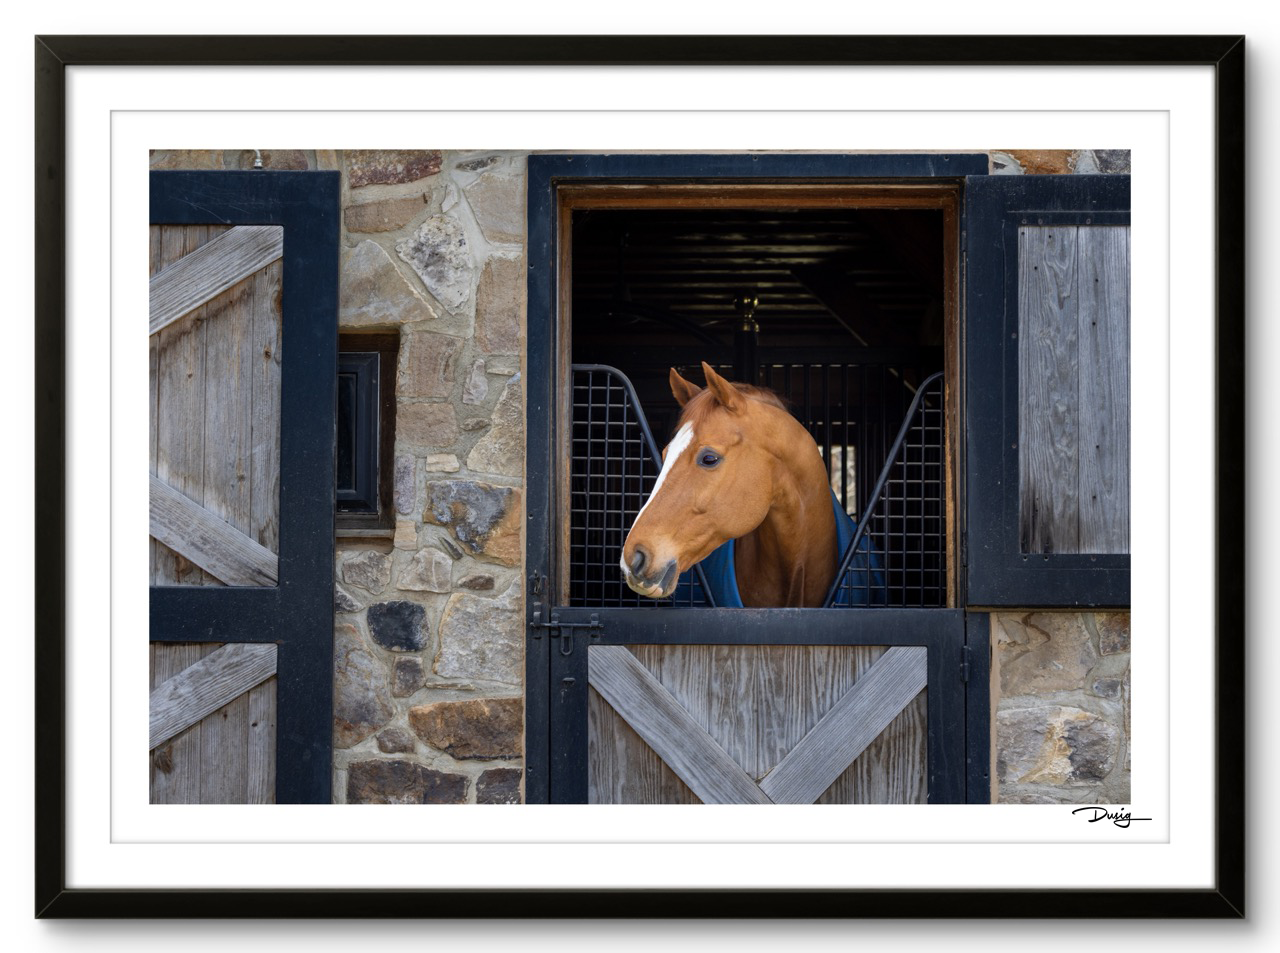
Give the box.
[149,171,339,803]
[964,174,1130,607]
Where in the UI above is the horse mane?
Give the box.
[676,380,791,431]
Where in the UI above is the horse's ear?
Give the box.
[669,367,702,407]
[702,362,745,414]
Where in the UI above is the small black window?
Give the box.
[336,333,397,534]
[336,352,379,512]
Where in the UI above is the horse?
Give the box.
[620,362,843,608]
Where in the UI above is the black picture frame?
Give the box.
[33,34,1245,919]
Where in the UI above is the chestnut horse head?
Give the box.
[620,362,838,608]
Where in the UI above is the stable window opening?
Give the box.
[558,187,960,610]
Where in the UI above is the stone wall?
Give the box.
[989,149,1131,176]
[984,148,1132,805]
[328,149,528,805]
[148,148,1131,807]
[993,612,1131,804]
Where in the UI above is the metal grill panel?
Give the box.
[760,362,931,520]
[569,366,712,608]
[569,365,946,610]
[828,372,947,608]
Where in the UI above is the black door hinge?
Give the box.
[960,643,971,683]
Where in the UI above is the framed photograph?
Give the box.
[34,35,1244,917]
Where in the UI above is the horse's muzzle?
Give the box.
[621,556,680,600]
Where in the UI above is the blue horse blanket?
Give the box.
[675,491,885,607]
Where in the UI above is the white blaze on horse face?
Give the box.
[620,423,695,586]
[633,422,695,529]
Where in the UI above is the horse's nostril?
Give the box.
[657,560,679,596]
[630,547,647,575]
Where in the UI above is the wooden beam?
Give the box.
[150,643,278,749]
[588,646,772,805]
[558,184,960,211]
[149,225,284,336]
[149,475,278,586]
[759,646,927,804]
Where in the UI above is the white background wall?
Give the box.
[2,0,1274,947]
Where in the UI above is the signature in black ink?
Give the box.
[1071,806,1152,829]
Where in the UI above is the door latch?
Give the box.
[528,611,603,655]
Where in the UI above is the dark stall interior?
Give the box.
[566,206,951,607]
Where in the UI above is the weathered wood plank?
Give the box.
[592,646,715,803]
[149,475,279,586]
[778,646,887,802]
[636,644,868,782]
[150,643,277,804]
[1019,226,1081,554]
[822,689,928,804]
[153,226,211,585]
[150,227,162,584]
[601,649,705,803]
[808,646,872,804]
[149,225,284,335]
[593,645,928,803]
[705,644,762,778]
[247,678,277,804]
[150,642,219,803]
[588,646,772,805]
[149,313,161,583]
[201,688,250,804]
[759,646,927,804]
[150,642,278,749]
[148,222,284,803]
[758,645,878,782]
[588,685,699,804]
[249,260,283,554]
[844,648,926,805]
[636,644,760,779]
[1077,226,1130,554]
[151,224,276,585]
[201,270,256,545]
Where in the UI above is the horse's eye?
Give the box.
[698,450,721,469]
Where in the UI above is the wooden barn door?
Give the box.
[524,155,998,805]
[149,171,339,803]
[534,608,986,804]
[587,643,929,804]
